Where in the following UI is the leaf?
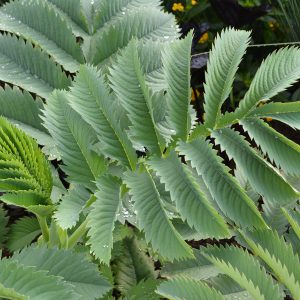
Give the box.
[12,245,112,300]
[241,229,300,300]
[203,28,250,129]
[47,0,89,34]
[0,85,45,133]
[113,237,157,294]
[0,204,8,247]
[68,64,137,169]
[249,101,300,130]
[43,90,106,190]
[207,274,252,300]
[90,6,178,66]
[177,138,266,229]
[282,208,300,239]
[0,0,84,72]
[0,259,76,300]
[0,34,70,98]
[109,40,166,154]
[241,118,300,176]
[54,185,90,230]
[234,47,300,119]
[87,175,122,265]
[203,245,283,300]
[124,167,194,261]
[261,198,289,234]
[148,151,229,238]
[162,32,195,140]
[161,248,221,280]
[125,279,159,300]
[0,117,53,207]
[157,276,226,300]
[6,217,41,252]
[212,127,300,204]
[93,0,159,32]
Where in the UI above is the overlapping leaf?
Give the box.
[234,47,300,119]
[124,167,193,261]
[241,118,300,176]
[0,117,53,212]
[0,0,84,72]
[12,245,112,300]
[162,32,195,140]
[148,150,229,238]
[203,28,250,129]
[177,138,266,228]
[43,90,106,190]
[87,175,122,264]
[212,128,300,204]
[54,185,90,230]
[203,245,283,300]
[109,41,166,154]
[68,65,137,169]
[157,277,225,300]
[0,34,70,98]
[241,229,300,299]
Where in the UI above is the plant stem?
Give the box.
[38,216,49,242]
[67,219,88,249]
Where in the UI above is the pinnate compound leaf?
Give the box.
[87,175,122,264]
[54,185,90,230]
[148,151,229,238]
[12,245,112,300]
[157,276,226,300]
[203,28,250,129]
[43,90,106,190]
[7,216,41,252]
[163,32,195,140]
[0,34,70,99]
[203,245,283,300]
[68,64,137,169]
[249,101,300,130]
[234,47,300,119]
[0,117,53,212]
[161,248,221,280]
[282,208,300,239]
[177,138,266,229]
[91,7,178,66]
[241,118,300,176]
[47,0,89,34]
[212,128,300,204]
[0,259,76,300]
[124,167,193,261]
[109,40,166,154]
[241,229,300,299]
[0,0,84,72]
[113,237,157,294]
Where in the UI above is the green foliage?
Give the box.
[0,204,8,247]
[0,1,300,299]
[0,117,53,216]
[0,245,111,300]
[6,217,41,251]
[43,90,106,190]
[87,175,122,264]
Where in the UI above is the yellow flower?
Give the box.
[192,0,197,5]
[198,32,209,44]
[172,3,185,12]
